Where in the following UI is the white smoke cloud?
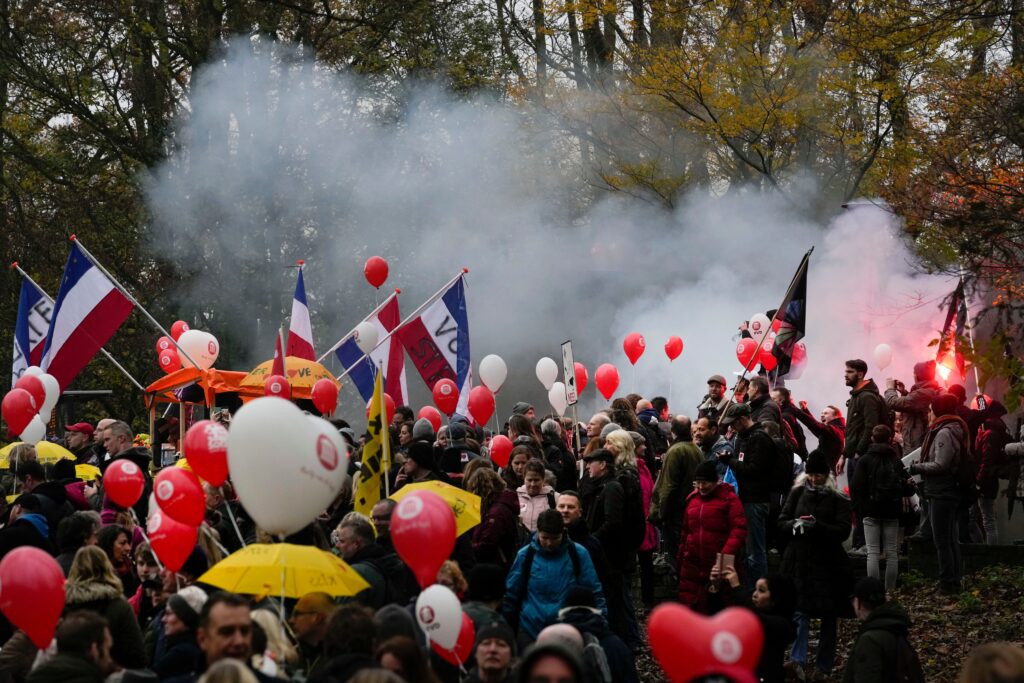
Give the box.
[144,41,961,422]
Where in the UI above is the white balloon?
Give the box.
[535,357,559,391]
[19,415,46,445]
[38,373,59,417]
[873,343,893,371]
[354,322,379,355]
[548,381,568,416]
[748,313,771,342]
[479,354,508,394]
[23,366,42,378]
[227,397,348,536]
[415,584,463,650]
[178,330,220,370]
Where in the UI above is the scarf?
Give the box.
[919,414,970,464]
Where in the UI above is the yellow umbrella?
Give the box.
[0,441,75,467]
[239,357,335,390]
[390,481,482,537]
[197,543,369,598]
[75,464,101,482]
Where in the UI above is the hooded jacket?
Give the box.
[64,580,146,669]
[347,542,410,609]
[700,435,734,478]
[472,489,521,569]
[558,606,640,683]
[914,416,967,501]
[677,483,747,611]
[850,443,913,519]
[501,536,606,639]
[842,603,915,683]
[884,372,941,452]
[846,380,886,457]
[517,484,556,532]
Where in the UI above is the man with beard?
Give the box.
[841,359,887,551]
[334,513,408,609]
[697,375,732,421]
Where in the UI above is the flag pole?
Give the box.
[68,236,201,370]
[738,247,813,381]
[380,361,391,499]
[11,262,147,392]
[333,269,469,383]
[316,289,401,363]
[958,272,983,393]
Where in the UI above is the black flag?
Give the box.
[771,249,811,376]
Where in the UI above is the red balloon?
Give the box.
[648,604,763,683]
[311,379,340,415]
[147,510,198,573]
[183,420,229,486]
[264,374,291,398]
[489,435,513,468]
[623,332,646,365]
[170,320,190,341]
[158,348,180,374]
[13,375,44,415]
[735,338,758,369]
[153,467,206,526]
[574,362,588,394]
[432,379,459,416]
[665,336,684,361]
[759,338,778,372]
[2,388,37,436]
[0,547,65,648]
[418,406,442,432]
[155,335,174,354]
[594,364,620,401]
[365,393,396,424]
[391,490,457,588]
[104,459,146,509]
[467,386,495,425]
[364,256,389,289]
[432,613,475,666]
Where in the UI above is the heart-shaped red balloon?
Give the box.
[648,604,763,683]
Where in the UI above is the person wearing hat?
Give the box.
[395,440,446,489]
[511,402,535,421]
[717,402,776,592]
[843,577,921,683]
[439,422,478,479]
[152,586,207,679]
[466,621,516,683]
[778,450,854,681]
[516,642,583,683]
[678,461,747,613]
[64,422,97,464]
[0,492,55,559]
[698,375,733,421]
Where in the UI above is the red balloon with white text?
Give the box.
[624,333,646,365]
[432,379,459,416]
[183,420,229,486]
[391,491,457,588]
[104,459,145,509]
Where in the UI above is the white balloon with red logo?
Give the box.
[177,330,220,370]
[226,397,347,536]
[415,584,463,650]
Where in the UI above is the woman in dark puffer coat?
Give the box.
[677,460,747,613]
[64,546,146,669]
[467,468,521,571]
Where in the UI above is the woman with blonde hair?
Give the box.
[65,545,145,669]
[251,608,299,678]
[199,659,260,683]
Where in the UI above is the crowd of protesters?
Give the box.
[0,356,1022,683]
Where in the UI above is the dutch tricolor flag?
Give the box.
[287,267,316,361]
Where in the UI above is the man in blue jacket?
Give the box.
[501,509,607,645]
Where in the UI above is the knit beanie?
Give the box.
[167,585,208,631]
[412,418,435,442]
[476,620,517,655]
[694,460,719,482]
[406,441,436,470]
[805,450,829,475]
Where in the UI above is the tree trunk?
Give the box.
[533,0,547,95]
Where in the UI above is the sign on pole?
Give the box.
[561,340,578,406]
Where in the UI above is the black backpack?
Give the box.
[894,633,926,683]
[869,455,906,503]
[616,468,647,549]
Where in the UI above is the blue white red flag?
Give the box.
[40,243,134,391]
[287,267,316,360]
[12,279,52,387]
[396,275,471,415]
[335,296,407,405]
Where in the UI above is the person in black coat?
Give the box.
[152,586,206,679]
[779,451,853,681]
[558,587,639,683]
[0,493,56,560]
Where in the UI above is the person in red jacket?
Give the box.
[677,460,748,613]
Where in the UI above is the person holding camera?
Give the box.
[884,361,941,453]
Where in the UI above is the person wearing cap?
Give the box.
[678,460,747,613]
[512,402,536,421]
[843,577,920,683]
[466,621,516,683]
[152,585,207,679]
[718,403,775,592]
[698,375,732,421]
[64,423,97,464]
[439,422,478,479]
[778,451,853,680]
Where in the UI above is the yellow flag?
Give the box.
[355,371,389,515]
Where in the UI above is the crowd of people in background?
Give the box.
[0,356,1022,683]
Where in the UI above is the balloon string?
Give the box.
[201,524,230,556]
[129,508,165,573]
[221,486,248,548]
